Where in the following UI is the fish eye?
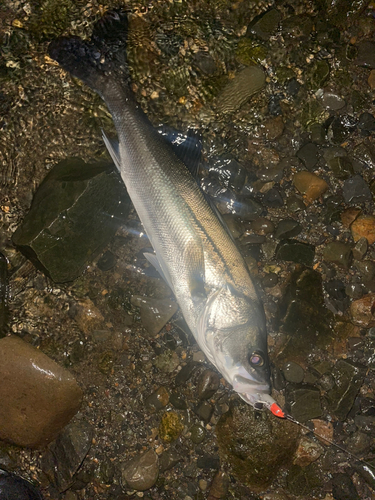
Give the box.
[249,351,264,367]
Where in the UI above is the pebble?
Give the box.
[193,401,214,422]
[355,41,375,68]
[175,362,197,385]
[216,65,266,114]
[262,273,278,288]
[340,207,361,228]
[328,155,354,179]
[196,455,220,470]
[355,260,375,281]
[293,436,324,467]
[263,187,284,208]
[190,424,206,444]
[323,241,352,269]
[207,471,229,500]
[144,386,169,412]
[319,91,345,111]
[286,195,305,212]
[159,412,184,442]
[97,250,116,271]
[329,115,356,144]
[257,163,285,182]
[283,361,304,383]
[121,449,159,491]
[154,350,179,373]
[199,479,208,492]
[0,335,82,448]
[196,369,220,400]
[368,69,375,89]
[131,296,178,336]
[169,391,188,410]
[343,175,372,204]
[276,240,315,266]
[296,143,319,171]
[311,419,334,445]
[293,171,329,203]
[310,122,326,143]
[332,473,360,500]
[350,215,375,245]
[274,219,302,239]
[159,448,181,472]
[72,298,105,335]
[358,112,375,133]
[350,293,375,327]
[249,217,275,235]
[345,283,363,299]
[263,116,284,140]
[352,236,369,260]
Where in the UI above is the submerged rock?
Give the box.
[159,412,184,443]
[216,401,299,491]
[121,449,159,491]
[0,469,44,500]
[293,171,329,203]
[350,215,375,245]
[215,65,265,114]
[275,267,334,363]
[131,295,178,336]
[0,335,82,448]
[12,158,130,283]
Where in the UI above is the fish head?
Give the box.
[199,287,272,408]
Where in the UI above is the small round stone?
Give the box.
[283,361,304,383]
[190,424,206,444]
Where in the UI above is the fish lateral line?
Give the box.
[264,401,375,472]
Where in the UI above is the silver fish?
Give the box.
[49,10,276,409]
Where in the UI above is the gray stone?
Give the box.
[275,219,302,240]
[327,359,366,420]
[323,241,352,269]
[131,296,178,336]
[286,385,322,422]
[121,449,159,491]
[196,369,220,400]
[276,239,315,266]
[343,175,372,204]
[297,143,319,171]
[283,362,304,384]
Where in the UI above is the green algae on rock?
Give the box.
[12,158,130,283]
[216,401,300,491]
[159,411,184,443]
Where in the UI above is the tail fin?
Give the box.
[48,9,129,96]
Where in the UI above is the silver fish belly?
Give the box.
[48,10,275,408]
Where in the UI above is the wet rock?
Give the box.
[193,401,214,423]
[311,419,333,445]
[216,401,299,491]
[286,195,305,213]
[328,156,354,179]
[286,77,301,96]
[351,215,375,245]
[329,115,357,144]
[311,60,330,89]
[216,65,266,114]
[352,237,368,260]
[296,143,319,171]
[192,51,217,75]
[343,175,372,204]
[0,335,82,448]
[310,122,326,144]
[283,362,304,384]
[276,240,315,266]
[169,390,188,410]
[121,449,159,491]
[0,469,43,500]
[262,273,278,288]
[196,369,220,400]
[144,386,169,412]
[96,250,116,271]
[249,217,275,235]
[175,362,197,386]
[41,420,93,492]
[131,296,178,336]
[286,463,322,497]
[197,455,220,470]
[190,424,206,444]
[247,9,281,40]
[355,41,375,68]
[286,385,322,422]
[355,260,375,281]
[282,14,313,39]
[263,187,284,208]
[159,447,181,473]
[331,472,360,500]
[345,283,363,299]
[159,412,184,443]
[207,471,229,500]
[71,298,105,335]
[293,171,329,203]
[275,268,334,363]
[263,116,284,140]
[319,92,345,111]
[323,241,352,269]
[350,293,375,327]
[154,350,179,373]
[340,207,361,228]
[275,219,302,240]
[293,436,324,467]
[368,69,375,89]
[353,462,375,490]
[0,252,7,338]
[358,112,375,133]
[12,159,130,283]
[327,359,366,420]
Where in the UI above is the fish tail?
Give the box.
[48,9,129,97]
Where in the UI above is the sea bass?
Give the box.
[49,10,278,410]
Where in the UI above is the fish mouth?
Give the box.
[239,392,277,408]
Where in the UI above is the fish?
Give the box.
[48,10,279,411]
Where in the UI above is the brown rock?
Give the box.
[0,335,82,448]
[121,449,159,491]
[368,69,375,90]
[350,293,375,327]
[340,207,361,228]
[293,436,323,467]
[207,471,230,500]
[293,171,329,203]
[73,298,105,335]
[350,214,375,244]
[311,419,334,445]
[263,116,284,140]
